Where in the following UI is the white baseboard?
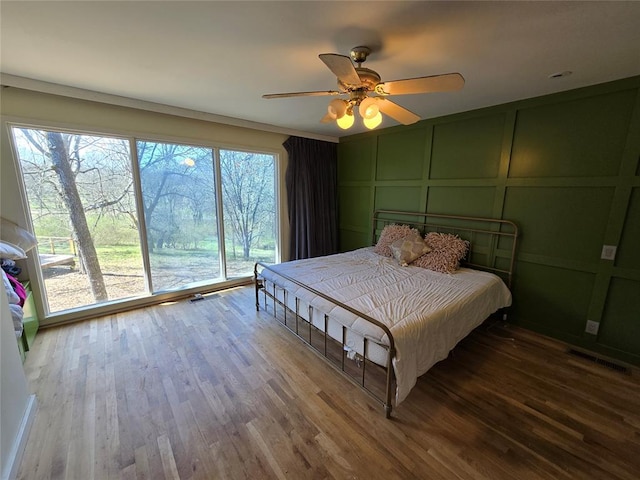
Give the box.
[2,394,37,480]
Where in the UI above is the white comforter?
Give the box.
[259,247,512,404]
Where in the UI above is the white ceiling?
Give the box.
[1,1,640,140]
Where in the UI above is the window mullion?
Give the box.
[129,138,154,293]
[212,148,227,279]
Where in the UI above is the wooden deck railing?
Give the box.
[37,237,77,269]
[37,237,77,255]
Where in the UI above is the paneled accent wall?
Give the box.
[337,76,640,366]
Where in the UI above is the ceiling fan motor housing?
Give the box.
[337,67,381,93]
[355,67,381,90]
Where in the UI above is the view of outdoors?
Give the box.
[137,140,220,291]
[220,148,277,275]
[11,127,277,314]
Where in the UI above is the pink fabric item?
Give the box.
[6,273,26,307]
[373,224,420,258]
[412,232,469,273]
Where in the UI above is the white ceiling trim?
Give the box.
[0,74,339,143]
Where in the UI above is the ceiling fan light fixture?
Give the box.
[358,97,379,119]
[327,98,347,119]
[336,111,355,129]
[262,46,465,132]
[363,111,382,129]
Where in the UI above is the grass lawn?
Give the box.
[42,243,276,313]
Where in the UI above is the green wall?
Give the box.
[337,76,640,366]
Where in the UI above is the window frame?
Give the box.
[4,117,282,326]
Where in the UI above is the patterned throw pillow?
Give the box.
[412,232,469,273]
[373,224,420,258]
[390,234,432,266]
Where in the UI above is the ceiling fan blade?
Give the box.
[376,73,465,96]
[319,53,362,87]
[262,90,342,99]
[376,98,420,125]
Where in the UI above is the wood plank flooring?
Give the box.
[17,286,640,479]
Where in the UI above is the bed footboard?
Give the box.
[254,262,396,418]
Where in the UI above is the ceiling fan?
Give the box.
[262,46,465,130]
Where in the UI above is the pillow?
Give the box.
[390,234,431,266]
[0,240,27,260]
[1,218,37,252]
[412,232,469,273]
[373,224,420,258]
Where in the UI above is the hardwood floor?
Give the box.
[17,286,640,479]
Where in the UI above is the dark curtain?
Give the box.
[284,136,338,260]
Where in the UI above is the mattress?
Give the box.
[258,247,512,404]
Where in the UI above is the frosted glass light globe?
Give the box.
[327,99,347,119]
[358,97,379,119]
[363,111,382,129]
[336,112,355,129]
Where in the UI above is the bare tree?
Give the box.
[16,129,139,303]
[22,130,109,300]
[220,150,274,260]
[136,141,216,252]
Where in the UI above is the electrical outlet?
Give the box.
[601,245,617,261]
[585,320,600,335]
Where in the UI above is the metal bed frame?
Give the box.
[254,210,518,418]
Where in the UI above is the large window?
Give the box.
[11,128,146,313]
[10,126,278,315]
[220,149,276,277]
[137,140,220,291]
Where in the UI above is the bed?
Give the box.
[254,210,518,417]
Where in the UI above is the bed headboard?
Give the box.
[371,210,519,288]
